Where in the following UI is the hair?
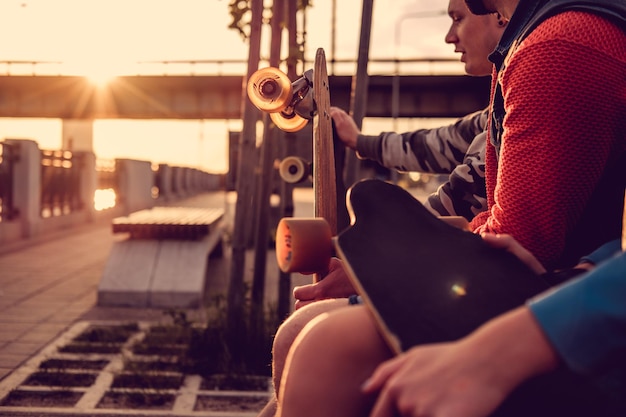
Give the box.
[464,0,494,15]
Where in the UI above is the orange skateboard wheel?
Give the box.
[247,67,292,113]
[279,156,311,184]
[270,111,309,132]
[276,218,332,274]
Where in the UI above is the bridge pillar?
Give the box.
[62,119,94,152]
[6,139,42,238]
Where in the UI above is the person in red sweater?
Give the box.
[466,0,626,271]
[273,0,626,416]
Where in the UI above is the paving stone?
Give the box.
[0,342,42,357]
[0,368,12,381]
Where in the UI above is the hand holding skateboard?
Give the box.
[291,257,358,309]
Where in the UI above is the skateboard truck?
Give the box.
[247,68,316,132]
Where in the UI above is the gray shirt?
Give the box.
[356,108,488,221]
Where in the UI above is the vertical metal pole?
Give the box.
[276,0,299,323]
[344,0,374,187]
[227,0,263,350]
[392,62,399,131]
[251,0,285,334]
[331,0,337,74]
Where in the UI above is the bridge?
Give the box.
[0,74,490,120]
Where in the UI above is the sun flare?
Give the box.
[84,70,118,87]
[64,59,120,87]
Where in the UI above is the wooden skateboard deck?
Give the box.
[334,179,550,354]
[312,48,337,234]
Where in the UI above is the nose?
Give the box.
[445,25,457,44]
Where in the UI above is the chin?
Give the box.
[465,65,477,76]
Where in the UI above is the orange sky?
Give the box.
[0,0,457,173]
[0,0,454,75]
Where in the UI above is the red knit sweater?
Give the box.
[470,11,626,269]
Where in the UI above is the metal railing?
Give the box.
[40,149,85,218]
[96,159,118,191]
[0,139,227,246]
[0,57,464,77]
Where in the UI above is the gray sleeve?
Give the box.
[355,108,488,174]
[423,131,488,221]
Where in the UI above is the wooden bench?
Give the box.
[98,207,225,308]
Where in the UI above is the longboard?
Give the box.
[248,48,348,281]
[334,179,550,354]
[277,49,339,281]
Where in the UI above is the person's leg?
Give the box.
[277,305,393,417]
[257,298,349,417]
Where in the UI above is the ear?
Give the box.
[495,12,508,27]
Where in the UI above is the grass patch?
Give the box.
[23,371,97,387]
[97,392,175,409]
[1,390,82,407]
[39,358,109,370]
[111,373,184,390]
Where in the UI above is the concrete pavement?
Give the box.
[0,189,314,384]
[0,219,116,381]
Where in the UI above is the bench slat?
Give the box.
[112,207,224,240]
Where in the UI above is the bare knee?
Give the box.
[272,299,348,395]
[285,305,391,375]
[277,306,392,417]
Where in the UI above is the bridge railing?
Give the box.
[0,57,464,77]
[40,149,86,218]
[96,159,118,191]
[0,138,225,247]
